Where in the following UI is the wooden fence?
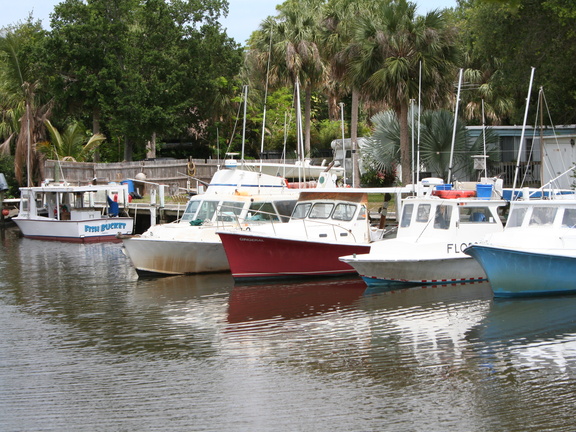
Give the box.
[43,158,299,196]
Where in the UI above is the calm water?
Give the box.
[1,226,576,431]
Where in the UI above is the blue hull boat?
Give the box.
[465,244,576,297]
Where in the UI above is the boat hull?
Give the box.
[343,256,486,287]
[465,245,576,297]
[218,231,371,280]
[13,217,134,243]
[122,236,229,275]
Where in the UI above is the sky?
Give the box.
[1,0,457,45]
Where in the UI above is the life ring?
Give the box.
[187,161,196,177]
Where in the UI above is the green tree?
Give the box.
[0,19,51,186]
[460,0,576,124]
[38,120,106,162]
[365,109,500,181]
[321,0,375,187]
[249,0,327,158]
[348,0,459,184]
[45,0,241,161]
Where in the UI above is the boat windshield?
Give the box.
[180,199,221,223]
[506,207,527,228]
[416,204,431,223]
[562,208,576,228]
[246,202,279,221]
[292,203,312,219]
[459,206,495,223]
[529,206,557,227]
[181,200,201,222]
[309,203,335,219]
[217,201,245,222]
[433,205,452,230]
[400,203,414,227]
[332,203,357,221]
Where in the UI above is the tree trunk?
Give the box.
[304,85,312,158]
[123,137,133,162]
[351,88,361,187]
[147,132,157,159]
[399,101,411,184]
[92,110,101,162]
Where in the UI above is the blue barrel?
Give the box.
[121,180,135,193]
[476,184,493,200]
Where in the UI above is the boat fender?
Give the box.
[187,161,196,177]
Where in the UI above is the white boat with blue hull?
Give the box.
[465,196,576,297]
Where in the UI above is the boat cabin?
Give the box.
[179,194,296,226]
[397,196,507,240]
[18,184,129,221]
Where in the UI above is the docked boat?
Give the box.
[340,190,508,286]
[13,182,134,242]
[464,195,576,297]
[122,165,337,276]
[217,187,410,281]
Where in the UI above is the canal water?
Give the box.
[1,225,576,431]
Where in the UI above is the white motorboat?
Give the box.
[217,187,409,281]
[122,165,338,276]
[13,182,134,242]
[340,188,508,286]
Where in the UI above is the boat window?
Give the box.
[196,200,219,221]
[433,205,451,230]
[180,200,201,222]
[292,203,311,219]
[562,208,576,228]
[416,204,431,223]
[356,205,367,221]
[400,203,414,227]
[529,206,557,227]
[333,203,357,221]
[459,206,494,223]
[274,200,297,222]
[506,207,526,228]
[247,202,279,221]
[217,201,245,222]
[309,202,335,219]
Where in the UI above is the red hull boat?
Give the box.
[218,231,371,280]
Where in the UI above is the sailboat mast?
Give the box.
[512,67,536,196]
[447,68,463,184]
[241,85,248,161]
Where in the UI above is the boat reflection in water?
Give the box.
[227,277,367,326]
[467,294,576,373]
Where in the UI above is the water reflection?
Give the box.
[3,226,576,431]
[227,277,366,325]
[468,295,576,374]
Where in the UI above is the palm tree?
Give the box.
[348,0,459,184]
[38,120,106,162]
[0,21,51,186]
[250,0,326,157]
[321,0,375,187]
[461,55,515,125]
[365,109,500,181]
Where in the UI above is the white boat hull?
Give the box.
[122,231,229,275]
[346,255,486,286]
[13,217,134,243]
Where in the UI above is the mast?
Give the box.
[447,68,463,184]
[512,67,536,196]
